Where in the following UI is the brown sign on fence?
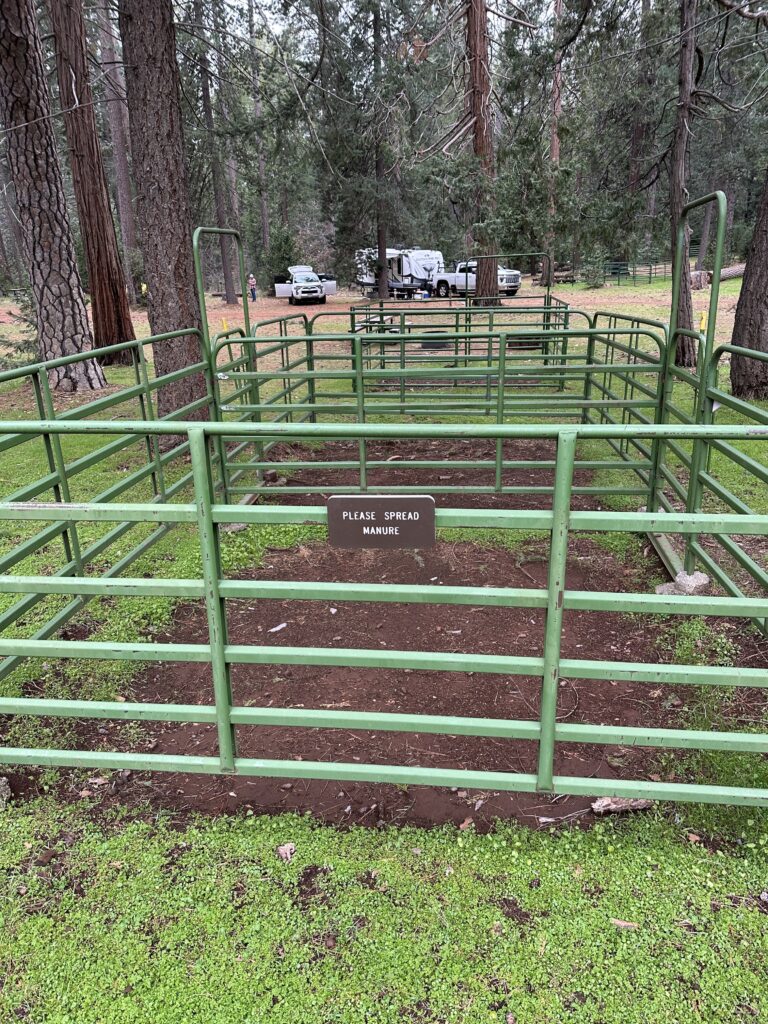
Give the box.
[327,495,436,549]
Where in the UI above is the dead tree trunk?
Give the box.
[373,2,388,301]
[730,166,768,399]
[247,0,270,256]
[669,0,697,367]
[0,0,105,389]
[49,0,135,366]
[96,1,138,305]
[196,0,236,305]
[118,0,206,418]
[466,0,497,304]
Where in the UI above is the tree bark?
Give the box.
[247,0,270,256]
[730,166,768,399]
[96,1,139,305]
[0,153,25,279]
[0,0,105,389]
[118,0,206,419]
[541,0,563,289]
[49,0,135,366]
[196,0,236,305]
[466,0,496,304]
[373,2,388,301]
[669,0,697,367]
[213,1,240,236]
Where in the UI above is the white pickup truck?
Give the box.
[274,265,337,305]
[432,261,522,299]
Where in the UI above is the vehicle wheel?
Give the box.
[509,288,518,296]
[288,295,295,305]
[319,295,327,304]
[436,281,450,299]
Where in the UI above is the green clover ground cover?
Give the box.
[1,806,767,1023]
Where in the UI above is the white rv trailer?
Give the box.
[355,248,446,297]
[355,249,522,297]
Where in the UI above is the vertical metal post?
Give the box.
[536,430,576,792]
[495,334,507,492]
[559,308,570,391]
[582,319,596,424]
[685,194,727,571]
[399,336,406,416]
[305,334,317,423]
[37,372,84,575]
[646,327,671,512]
[189,427,236,772]
[192,226,250,361]
[243,336,264,475]
[684,365,716,572]
[353,337,367,490]
[135,341,167,500]
[485,335,493,416]
[202,343,230,502]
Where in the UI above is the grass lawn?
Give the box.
[1,803,767,1023]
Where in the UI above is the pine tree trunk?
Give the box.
[541,0,563,290]
[373,3,388,301]
[196,0,236,305]
[466,0,496,304]
[0,0,105,390]
[49,0,135,366]
[730,166,768,399]
[247,0,270,256]
[213,1,240,235]
[96,1,138,305]
[669,0,697,367]
[118,0,206,419]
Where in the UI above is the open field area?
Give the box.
[0,275,747,363]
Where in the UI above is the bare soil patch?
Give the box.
[258,436,607,511]
[56,534,716,829]
[4,431,765,830]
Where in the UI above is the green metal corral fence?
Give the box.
[0,194,765,805]
[0,420,765,804]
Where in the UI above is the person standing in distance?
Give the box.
[247,274,257,302]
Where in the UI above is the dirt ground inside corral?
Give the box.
[6,432,766,830]
[77,537,665,828]
[256,437,605,512]
[69,532,766,830]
